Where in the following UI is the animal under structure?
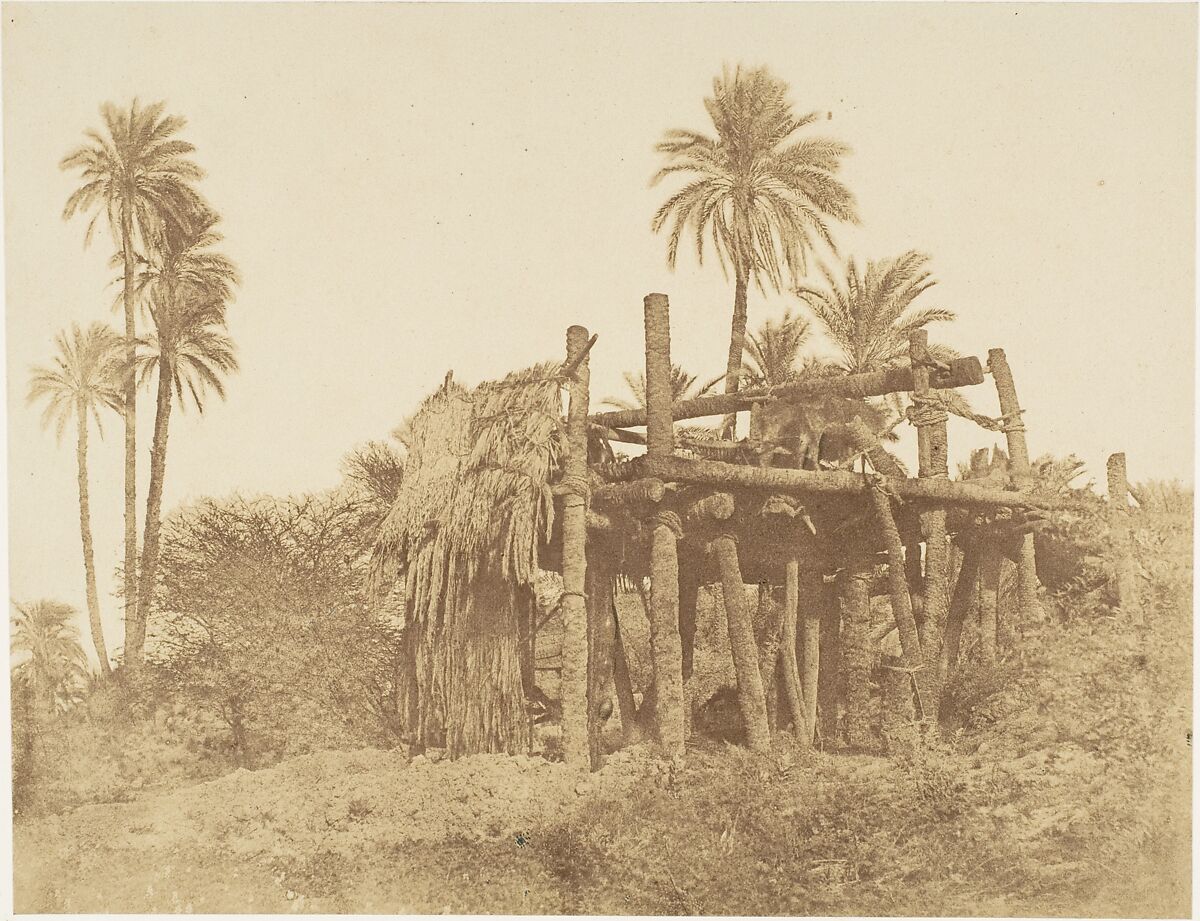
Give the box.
[370,291,1082,767]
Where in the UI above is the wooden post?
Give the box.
[713,533,772,752]
[977,543,1001,664]
[560,324,592,769]
[780,558,810,743]
[798,568,823,745]
[910,330,952,714]
[585,556,615,768]
[679,560,700,738]
[817,576,842,745]
[589,356,986,429]
[989,348,1041,627]
[1107,452,1141,624]
[644,293,686,758]
[840,556,875,751]
[865,483,928,714]
[942,545,981,672]
[611,601,640,744]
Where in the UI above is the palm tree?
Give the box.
[60,100,205,669]
[11,600,90,716]
[652,65,858,436]
[131,209,239,637]
[601,363,705,412]
[795,250,956,374]
[27,323,123,675]
[741,308,812,389]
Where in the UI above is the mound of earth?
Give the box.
[14,743,664,913]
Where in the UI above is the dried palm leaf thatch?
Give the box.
[370,363,563,757]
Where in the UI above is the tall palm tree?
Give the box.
[60,99,205,669]
[11,600,90,716]
[795,250,956,374]
[131,209,239,638]
[741,308,812,389]
[27,323,123,675]
[652,65,858,436]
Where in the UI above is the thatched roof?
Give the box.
[371,362,563,621]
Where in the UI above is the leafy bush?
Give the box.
[146,489,406,766]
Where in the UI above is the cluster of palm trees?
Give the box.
[645,65,958,431]
[23,101,239,680]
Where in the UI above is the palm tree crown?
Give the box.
[27,322,123,440]
[652,66,858,288]
[60,100,204,251]
[742,309,812,388]
[795,250,957,374]
[11,600,90,715]
[602,363,707,412]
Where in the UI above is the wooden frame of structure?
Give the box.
[557,292,1068,770]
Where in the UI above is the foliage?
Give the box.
[146,491,405,765]
[601,363,712,412]
[10,600,91,716]
[26,323,124,440]
[741,308,811,388]
[60,99,204,251]
[652,65,857,289]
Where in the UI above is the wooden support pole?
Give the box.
[942,546,981,672]
[817,575,843,745]
[799,568,823,746]
[585,557,614,769]
[679,560,700,739]
[840,557,875,751]
[644,293,686,758]
[560,324,592,769]
[713,533,772,752]
[911,330,952,714]
[611,598,640,744]
[780,558,810,743]
[589,356,986,429]
[989,347,1042,627]
[866,482,927,714]
[978,543,1001,664]
[1107,452,1141,624]
[623,453,1067,510]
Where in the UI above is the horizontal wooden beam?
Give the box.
[589,357,985,429]
[636,454,1067,510]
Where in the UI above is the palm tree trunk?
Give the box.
[135,354,175,658]
[120,208,141,669]
[721,268,749,437]
[75,404,111,676]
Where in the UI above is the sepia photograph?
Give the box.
[2,1,1194,915]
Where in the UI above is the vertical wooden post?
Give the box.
[713,534,772,752]
[1107,452,1141,624]
[840,556,874,751]
[799,569,823,745]
[977,544,1001,664]
[780,558,810,743]
[865,484,927,715]
[611,603,640,744]
[585,556,614,768]
[679,560,700,739]
[910,330,951,715]
[560,325,592,769]
[989,348,1041,627]
[817,576,842,744]
[942,545,981,672]
[644,293,686,758]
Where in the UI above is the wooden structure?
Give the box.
[556,293,1067,768]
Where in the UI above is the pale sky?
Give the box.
[3,2,1196,664]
